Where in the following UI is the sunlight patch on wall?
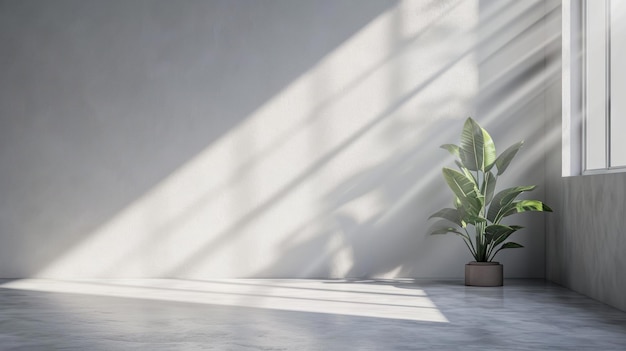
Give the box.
[36,0,479,278]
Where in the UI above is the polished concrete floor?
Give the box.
[0,279,625,350]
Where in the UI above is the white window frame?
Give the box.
[562,0,583,177]
[563,0,626,176]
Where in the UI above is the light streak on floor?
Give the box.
[0,279,448,323]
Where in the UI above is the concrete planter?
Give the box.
[465,261,503,286]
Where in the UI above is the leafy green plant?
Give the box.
[429,117,552,262]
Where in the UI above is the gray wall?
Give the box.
[0,0,558,278]
[546,174,626,312]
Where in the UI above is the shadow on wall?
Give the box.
[254,0,562,279]
[0,0,396,277]
[0,0,561,278]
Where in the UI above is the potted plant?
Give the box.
[429,117,552,286]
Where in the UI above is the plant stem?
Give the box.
[464,227,477,259]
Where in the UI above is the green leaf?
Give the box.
[453,200,468,227]
[495,141,523,175]
[482,171,496,205]
[500,242,524,249]
[465,215,487,226]
[500,200,553,218]
[458,117,497,172]
[455,161,478,186]
[481,126,497,172]
[441,144,460,158]
[502,186,536,204]
[487,186,537,223]
[484,224,514,243]
[459,118,484,171]
[427,221,467,239]
[442,168,476,199]
[516,200,553,212]
[490,241,525,261]
[485,224,522,247]
[429,208,463,227]
[442,168,482,215]
[495,225,523,246]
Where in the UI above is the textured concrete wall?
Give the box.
[0,0,557,278]
[547,173,626,311]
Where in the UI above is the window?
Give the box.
[582,0,626,172]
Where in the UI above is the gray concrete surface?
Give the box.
[0,279,625,350]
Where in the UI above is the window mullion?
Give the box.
[606,0,611,169]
